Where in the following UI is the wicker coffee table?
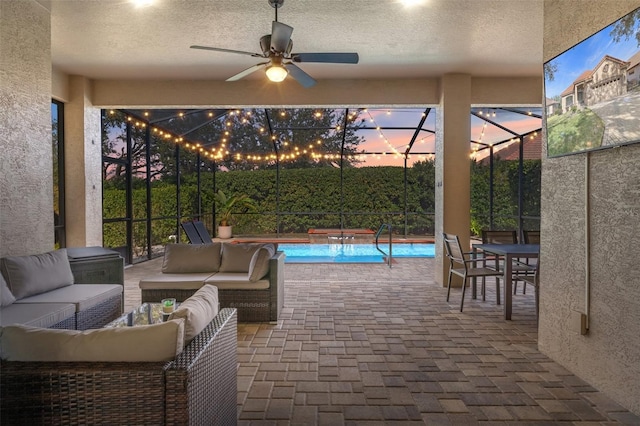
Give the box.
[105,302,176,327]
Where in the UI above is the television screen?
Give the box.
[544,7,640,157]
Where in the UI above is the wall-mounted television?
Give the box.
[544,7,640,158]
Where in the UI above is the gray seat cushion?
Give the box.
[14,284,122,312]
[1,303,75,328]
[138,273,212,290]
[204,273,270,290]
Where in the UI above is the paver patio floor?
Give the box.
[124,257,639,425]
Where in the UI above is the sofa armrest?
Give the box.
[165,307,237,425]
[268,251,286,323]
[0,308,237,425]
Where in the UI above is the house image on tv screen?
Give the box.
[560,54,640,113]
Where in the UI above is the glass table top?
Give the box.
[105,302,177,328]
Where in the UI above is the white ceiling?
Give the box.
[44,0,544,83]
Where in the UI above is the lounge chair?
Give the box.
[193,220,213,243]
[181,221,204,244]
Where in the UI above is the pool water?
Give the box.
[279,243,435,263]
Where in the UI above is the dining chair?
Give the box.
[481,230,517,244]
[514,230,540,293]
[480,229,532,294]
[512,259,540,323]
[443,233,504,312]
[523,230,540,244]
[181,221,205,244]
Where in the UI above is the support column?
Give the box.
[64,76,103,247]
[435,74,472,286]
[0,1,52,256]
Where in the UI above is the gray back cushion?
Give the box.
[0,272,16,306]
[0,249,74,300]
[248,244,276,282]
[162,243,222,273]
[220,243,264,273]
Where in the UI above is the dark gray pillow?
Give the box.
[1,249,74,299]
[0,272,16,306]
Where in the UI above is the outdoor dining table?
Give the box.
[471,243,540,320]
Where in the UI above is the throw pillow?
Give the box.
[0,319,185,362]
[0,249,74,300]
[168,285,219,344]
[161,243,222,273]
[219,243,265,273]
[248,244,276,282]
[0,273,16,307]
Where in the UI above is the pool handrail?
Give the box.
[375,224,393,268]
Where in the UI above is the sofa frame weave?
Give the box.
[0,308,238,425]
[76,293,123,330]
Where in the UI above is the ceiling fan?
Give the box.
[190,0,359,88]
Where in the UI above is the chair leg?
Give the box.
[535,286,539,325]
[513,276,529,295]
[496,278,501,305]
[446,271,453,302]
[481,277,486,301]
[460,277,467,312]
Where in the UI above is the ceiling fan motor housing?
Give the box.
[260,35,292,55]
[268,0,285,8]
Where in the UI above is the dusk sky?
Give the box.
[545,15,639,99]
[104,106,541,169]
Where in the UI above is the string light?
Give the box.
[365,110,402,156]
[118,107,452,165]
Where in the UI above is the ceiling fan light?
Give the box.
[266,64,288,82]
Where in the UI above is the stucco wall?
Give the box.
[540,0,640,415]
[0,1,53,257]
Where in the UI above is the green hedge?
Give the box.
[103,159,540,244]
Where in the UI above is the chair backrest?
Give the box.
[523,230,540,244]
[481,230,517,244]
[193,221,213,243]
[442,233,465,265]
[181,221,205,244]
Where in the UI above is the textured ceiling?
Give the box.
[44,0,544,82]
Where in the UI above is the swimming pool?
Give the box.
[279,243,435,263]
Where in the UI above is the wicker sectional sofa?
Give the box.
[0,249,123,330]
[0,287,238,425]
[139,243,285,323]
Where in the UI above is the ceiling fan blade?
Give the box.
[292,52,359,64]
[270,21,293,53]
[226,62,268,81]
[190,45,263,58]
[284,63,316,88]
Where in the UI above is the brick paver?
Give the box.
[124,257,639,424]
